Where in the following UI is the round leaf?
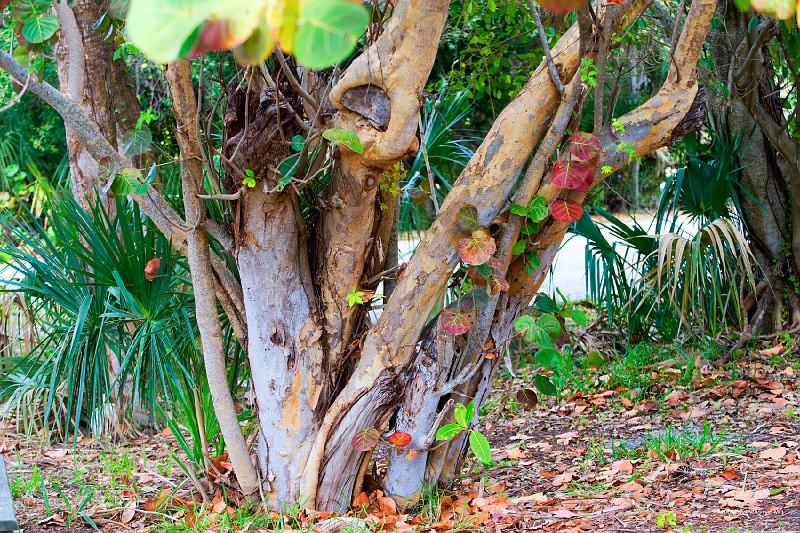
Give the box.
[538,313,562,339]
[568,132,601,162]
[441,308,471,336]
[387,431,412,448]
[459,228,496,265]
[294,0,369,69]
[458,204,479,232]
[516,388,538,409]
[514,315,538,343]
[22,14,60,44]
[550,159,594,190]
[527,195,549,222]
[551,199,584,223]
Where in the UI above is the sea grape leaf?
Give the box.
[459,228,496,265]
[322,128,364,154]
[550,159,594,190]
[293,0,369,69]
[387,431,412,448]
[569,132,601,162]
[441,308,471,336]
[551,199,584,223]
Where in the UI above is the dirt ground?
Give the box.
[2,345,799,532]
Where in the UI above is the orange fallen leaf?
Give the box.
[722,466,742,480]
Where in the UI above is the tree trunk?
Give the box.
[708,0,800,331]
[54,0,140,209]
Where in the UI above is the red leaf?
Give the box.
[441,308,471,336]
[144,258,161,281]
[607,0,625,4]
[539,0,588,14]
[550,199,584,223]
[351,428,381,452]
[549,159,594,190]
[459,228,496,265]
[387,431,413,448]
[569,132,601,162]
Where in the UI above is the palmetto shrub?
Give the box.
[575,136,756,340]
[0,198,205,440]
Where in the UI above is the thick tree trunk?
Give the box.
[708,0,800,330]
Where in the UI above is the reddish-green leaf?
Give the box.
[351,428,381,452]
[441,308,471,336]
[489,273,510,295]
[538,0,589,15]
[459,228,496,265]
[550,159,594,190]
[550,199,584,223]
[569,132,601,162]
[458,204,480,232]
[387,431,412,448]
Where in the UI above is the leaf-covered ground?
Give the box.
[2,342,799,532]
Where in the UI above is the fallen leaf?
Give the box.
[759,447,787,461]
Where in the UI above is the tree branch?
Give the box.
[166,60,259,495]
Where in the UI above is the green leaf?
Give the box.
[454,403,468,428]
[322,127,364,154]
[294,0,369,69]
[514,315,538,343]
[469,430,492,465]
[458,204,480,232]
[436,423,463,441]
[520,220,540,236]
[22,15,60,44]
[291,135,306,152]
[534,293,558,313]
[510,202,528,217]
[111,168,143,196]
[528,195,549,222]
[534,374,558,396]
[538,313,562,339]
[535,347,561,368]
[126,0,264,64]
[511,240,526,256]
[570,308,588,326]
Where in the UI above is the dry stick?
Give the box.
[530,1,565,94]
[418,115,440,213]
[593,14,610,134]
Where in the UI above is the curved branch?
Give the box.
[166,60,259,495]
